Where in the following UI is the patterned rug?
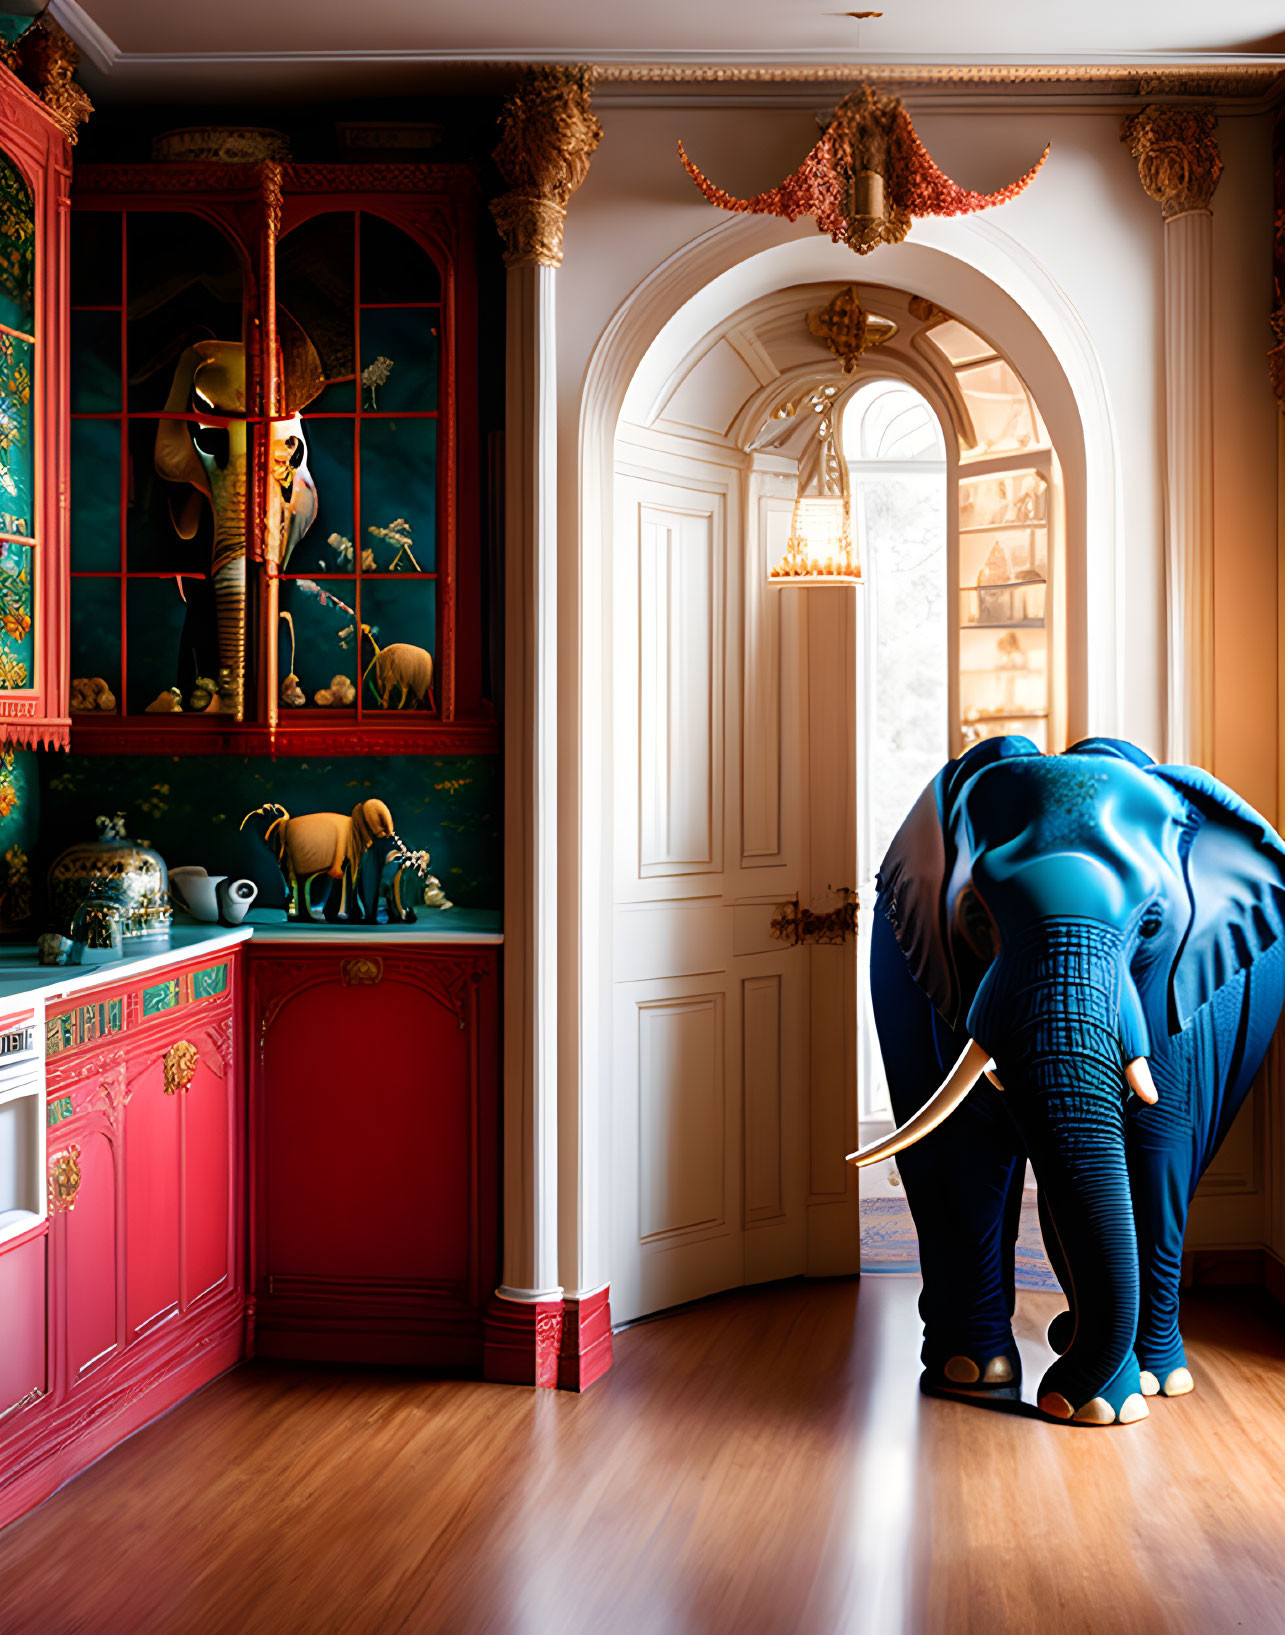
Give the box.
[860,1192,1060,1291]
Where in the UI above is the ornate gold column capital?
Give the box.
[491,66,603,269]
[1121,106,1222,220]
[2,18,93,143]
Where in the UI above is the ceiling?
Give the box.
[47,0,1285,101]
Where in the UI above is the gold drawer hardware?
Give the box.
[163,1040,200,1096]
[49,1146,82,1213]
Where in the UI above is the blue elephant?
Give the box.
[853,735,1285,1427]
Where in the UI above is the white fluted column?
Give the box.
[498,259,562,1306]
[1162,209,1215,766]
[484,69,601,1385]
[1124,108,1222,767]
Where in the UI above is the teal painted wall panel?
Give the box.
[39,753,501,912]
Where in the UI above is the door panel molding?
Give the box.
[637,992,727,1243]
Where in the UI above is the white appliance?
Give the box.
[0,1010,45,1246]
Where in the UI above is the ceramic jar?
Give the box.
[48,814,171,940]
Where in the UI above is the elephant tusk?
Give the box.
[984,1066,1005,1093]
[846,1039,992,1167]
[1125,1057,1158,1105]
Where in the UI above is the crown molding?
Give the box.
[33,9,1285,107]
[47,0,119,73]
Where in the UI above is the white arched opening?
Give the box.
[565,212,1121,1321]
[844,379,950,1123]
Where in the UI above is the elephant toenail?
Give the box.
[1038,1392,1075,1420]
[1116,1394,1149,1424]
[943,1356,981,1384]
[1072,1396,1117,1425]
[1139,1371,1160,1396]
[982,1356,1013,1384]
[1162,1367,1194,1396]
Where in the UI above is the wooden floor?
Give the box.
[2,1278,1284,1635]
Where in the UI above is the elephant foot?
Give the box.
[922,1343,1022,1400]
[1036,1356,1148,1426]
[943,1353,1017,1387]
[1046,1310,1074,1355]
[1139,1366,1194,1398]
[1038,1391,1149,1426]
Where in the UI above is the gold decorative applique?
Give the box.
[491,66,603,269]
[163,1040,199,1096]
[770,891,858,945]
[49,1146,82,1212]
[341,957,383,986]
[806,286,897,373]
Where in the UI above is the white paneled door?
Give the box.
[609,455,862,1323]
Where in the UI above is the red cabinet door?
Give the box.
[0,1233,46,1420]
[60,1125,121,1384]
[124,1060,180,1340]
[262,969,471,1284]
[250,947,499,1366]
[181,1044,231,1312]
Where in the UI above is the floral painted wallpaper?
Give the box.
[0,744,35,930]
[38,753,501,914]
[0,150,36,694]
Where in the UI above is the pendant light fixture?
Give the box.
[770,385,860,583]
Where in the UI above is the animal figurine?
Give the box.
[314,674,356,708]
[355,831,444,924]
[851,736,1285,1428]
[70,676,116,712]
[361,626,434,711]
[240,798,395,921]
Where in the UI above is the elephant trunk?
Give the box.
[970,918,1145,1420]
[209,461,247,720]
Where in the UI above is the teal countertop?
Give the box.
[0,922,253,1010]
[247,908,502,944]
[0,911,502,1013]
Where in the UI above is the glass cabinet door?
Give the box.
[274,209,442,736]
[69,208,249,723]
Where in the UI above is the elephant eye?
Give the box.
[193,424,229,465]
[1139,907,1163,940]
[954,887,997,961]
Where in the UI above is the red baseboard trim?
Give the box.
[0,1321,244,1534]
[558,1288,614,1392]
[482,1288,615,1391]
[482,1294,563,1388]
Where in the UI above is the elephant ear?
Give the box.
[278,307,326,416]
[1148,762,1285,1032]
[154,344,212,505]
[876,734,1041,1028]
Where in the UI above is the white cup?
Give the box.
[170,868,225,923]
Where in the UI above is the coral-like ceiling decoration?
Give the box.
[679,85,1048,254]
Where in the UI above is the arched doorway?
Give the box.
[571,219,1117,1324]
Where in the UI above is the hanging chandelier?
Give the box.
[771,386,860,583]
[679,85,1048,255]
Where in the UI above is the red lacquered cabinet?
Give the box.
[247,943,499,1368]
[0,947,244,1531]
